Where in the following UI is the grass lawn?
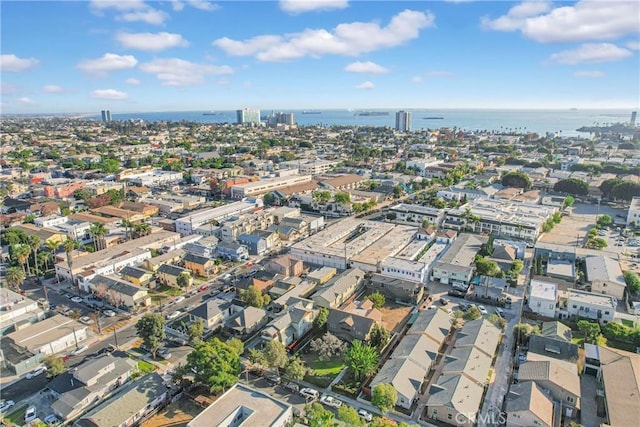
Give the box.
[621,318,635,328]
[307,357,345,377]
[138,359,156,374]
[3,404,27,425]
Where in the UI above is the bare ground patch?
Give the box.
[377,303,413,333]
[142,395,204,427]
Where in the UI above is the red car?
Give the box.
[198,284,209,292]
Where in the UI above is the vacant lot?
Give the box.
[142,395,203,427]
[377,303,413,333]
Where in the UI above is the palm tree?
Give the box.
[5,266,25,291]
[27,235,41,283]
[38,251,52,274]
[89,222,107,251]
[11,243,31,276]
[63,239,78,285]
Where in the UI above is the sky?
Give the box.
[1,0,639,114]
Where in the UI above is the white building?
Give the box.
[281,159,340,175]
[431,234,483,288]
[230,175,312,199]
[34,215,68,228]
[405,158,442,176]
[6,314,87,356]
[627,196,640,227]
[175,199,262,235]
[381,257,428,283]
[528,280,558,318]
[220,210,275,242]
[395,110,412,132]
[389,203,445,227]
[564,289,616,324]
[121,169,183,187]
[584,256,626,300]
[236,108,260,125]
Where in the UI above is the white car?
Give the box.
[166,311,183,320]
[102,310,116,317]
[25,406,37,423]
[71,345,89,356]
[71,296,83,303]
[174,296,186,304]
[358,409,373,422]
[0,400,15,413]
[319,395,343,408]
[26,366,47,379]
[44,414,60,425]
[79,316,94,325]
[477,305,488,315]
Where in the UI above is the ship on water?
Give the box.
[202,111,220,116]
[301,110,321,114]
[355,111,389,116]
[424,116,444,120]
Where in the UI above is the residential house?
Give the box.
[368,273,425,304]
[264,255,304,277]
[187,298,234,331]
[184,253,218,277]
[261,299,317,348]
[431,234,485,288]
[453,318,502,358]
[527,335,579,368]
[156,264,192,288]
[528,280,558,318]
[238,233,268,255]
[12,223,66,247]
[0,289,46,335]
[540,321,572,342]
[327,300,381,342]
[472,276,508,304]
[89,275,151,308]
[381,257,428,283]
[562,289,616,324]
[584,256,626,300]
[225,306,268,339]
[217,240,249,261]
[440,346,493,385]
[305,266,337,285]
[119,266,154,287]
[426,374,484,427]
[142,249,185,272]
[74,372,167,427]
[518,359,581,417]
[504,381,555,427]
[311,268,365,309]
[187,383,293,427]
[49,354,137,421]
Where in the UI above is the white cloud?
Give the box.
[43,85,64,93]
[125,78,141,85]
[280,0,348,14]
[344,61,388,74]
[548,43,632,64]
[171,1,185,11]
[1,82,21,95]
[77,53,138,77]
[139,58,233,86]
[17,97,36,105]
[482,1,639,43]
[89,0,168,25]
[1,54,39,72]
[188,1,219,11]
[426,70,454,77]
[91,89,129,100]
[213,9,434,62]
[355,81,374,90]
[410,76,423,84]
[116,32,189,51]
[573,70,605,78]
[627,41,640,50]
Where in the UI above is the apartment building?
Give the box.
[528,280,558,318]
[626,196,640,226]
[381,257,428,283]
[220,210,275,242]
[229,175,313,199]
[431,233,485,288]
[389,203,445,227]
[562,289,616,324]
[175,198,262,235]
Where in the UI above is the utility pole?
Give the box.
[113,327,119,349]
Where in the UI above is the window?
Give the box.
[447,414,452,420]
[567,396,574,403]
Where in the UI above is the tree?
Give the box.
[344,341,378,381]
[487,313,507,329]
[186,338,241,393]
[609,182,640,201]
[227,337,244,356]
[63,239,78,285]
[187,319,205,344]
[366,292,386,308]
[263,340,288,375]
[247,348,267,366]
[553,178,589,196]
[334,192,351,204]
[89,222,107,251]
[313,307,329,331]
[513,323,540,346]
[43,355,65,378]
[463,306,482,321]
[176,272,191,288]
[511,259,524,275]
[305,402,334,427]
[262,192,276,206]
[135,313,166,358]
[369,323,391,350]
[371,418,398,427]
[596,214,613,228]
[284,356,307,381]
[475,257,500,277]
[624,271,640,294]
[5,266,25,290]
[337,405,365,426]
[577,320,601,344]
[564,195,575,207]
[372,383,397,413]
[310,333,346,360]
[240,285,270,308]
[12,243,31,276]
[501,171,532,189]
[27,235,41,282]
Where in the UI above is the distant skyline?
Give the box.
[1,0,639,114]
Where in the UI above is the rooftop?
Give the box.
[529,279,558,300]
[567,288,617,307]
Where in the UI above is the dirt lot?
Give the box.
[142,395,204,427]
[377,303,413,333]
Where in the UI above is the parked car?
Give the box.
[98,344,117,355]
[174,296,186,304]
[71,296,83,303]
[495,308,505,318]
[299,388,320,400]
[79,316,94,325]
[157,348,172,360]
[265,375,281,385]
[64,293,74,299]
[198,284,209,292]
[438,297,449,305]
[283,382,299,393]
[477,305,488,315]
[0,400,15,413]
[166,310,183,320]
[26,366,47,379]
[25,406,37,423]
[44,414,60,425]
[319,395,343,408]
[102,309,116,317]
[358,409,373,422]
[70,345,89,356]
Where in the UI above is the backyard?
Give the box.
[377,302,413,333]
[301,351,345,389]
[142,395,204,427]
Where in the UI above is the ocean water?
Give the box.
[93,109,635,137]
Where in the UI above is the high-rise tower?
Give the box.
[101,110,111,123]
[236,108,261,125]
[395,110,411,132]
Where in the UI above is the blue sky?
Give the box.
[1,0,639,113]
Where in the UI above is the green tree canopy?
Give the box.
[577,320,601,344]
[263,340,288,374]
[372,383,398,413]
[596,214,613,228]
[511,259,524,275]
[305,402,335,427]
[369,323,391,350]
[337,405,365,426]
[313,307,329,331]
[44,355,65,378]
[554,178,589,196]
[240,285,271,308]
[186,338,241,393]
[623,271,640,294]
[475,257,500,277]
[334,192,351,204]
[135,313,166,358]
[463,306,482,321]
[284,356,307,381]
[187,319,205,344]
[501,171,532,189]
[366,292,386,308]
[344,341,379,381]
